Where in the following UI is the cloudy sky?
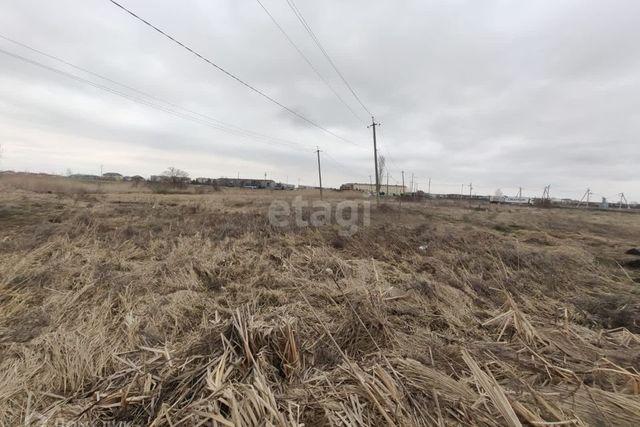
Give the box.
[1,0,638,200]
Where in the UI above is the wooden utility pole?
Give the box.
[315,147,323,200]
[367,117,381,204]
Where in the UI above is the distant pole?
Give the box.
[461,184,464,195]
[428,177,431,195]
[469,182,473,197]
[315,147,323,200]
[369,175,372,188]
[579,188,592,207]
[517,187,522,198]
[367,116,381,205]
[237,172,240,180]
[401,171,405,195]
[386,171,389,196]
[411,173,414,197]
[100,164,103,176]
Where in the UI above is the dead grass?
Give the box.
[0,179,639,426]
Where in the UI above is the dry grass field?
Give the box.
[1,176,639,426]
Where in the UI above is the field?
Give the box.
[1,176,639,426]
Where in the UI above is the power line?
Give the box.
[284,0,372,117]
[0,47,310,152]
[107,0,358,146]
[0,34,307,151]
[254,0,365,125]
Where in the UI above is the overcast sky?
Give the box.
[1,0,639,200]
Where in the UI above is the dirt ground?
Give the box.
[1,177,639,426]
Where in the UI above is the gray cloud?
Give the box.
[0,0,638,201]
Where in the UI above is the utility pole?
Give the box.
[461,184,464,196]
[100,164,104,177]
[428,177,431,195]
[315,147,323,200]
[578,188,592,208]
[517,187,522,198]
[618,193,628,209]
[386,171,389,196]
[367,116,381,204]
[411,173,414,196]
[401,171,405,195]
[469,182,473,197]
[542,185,551,200]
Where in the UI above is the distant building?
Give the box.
[340,182,406,196]
[216,178,276,189]
[102,172,123,181]
[599,197,609,209]
[195,177,213,185]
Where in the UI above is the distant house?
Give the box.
[123,175,145,183]
[149,175,170,183]
[195,177,213,185]
[102,172,123,181]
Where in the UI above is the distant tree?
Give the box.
[66,168,74,177]
[494,189,503,197]
[162,167,190,188]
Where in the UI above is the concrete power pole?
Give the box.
[367,117,381,204]
[386,171,389,196]
[315,147,323,200]
[411,173,414,195]
[579,188,592,208]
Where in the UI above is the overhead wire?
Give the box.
[284,0,373,117]
[0,34,304,148]
[106,0,359,146]
[254,0,366,125]
[0,47,311,153]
